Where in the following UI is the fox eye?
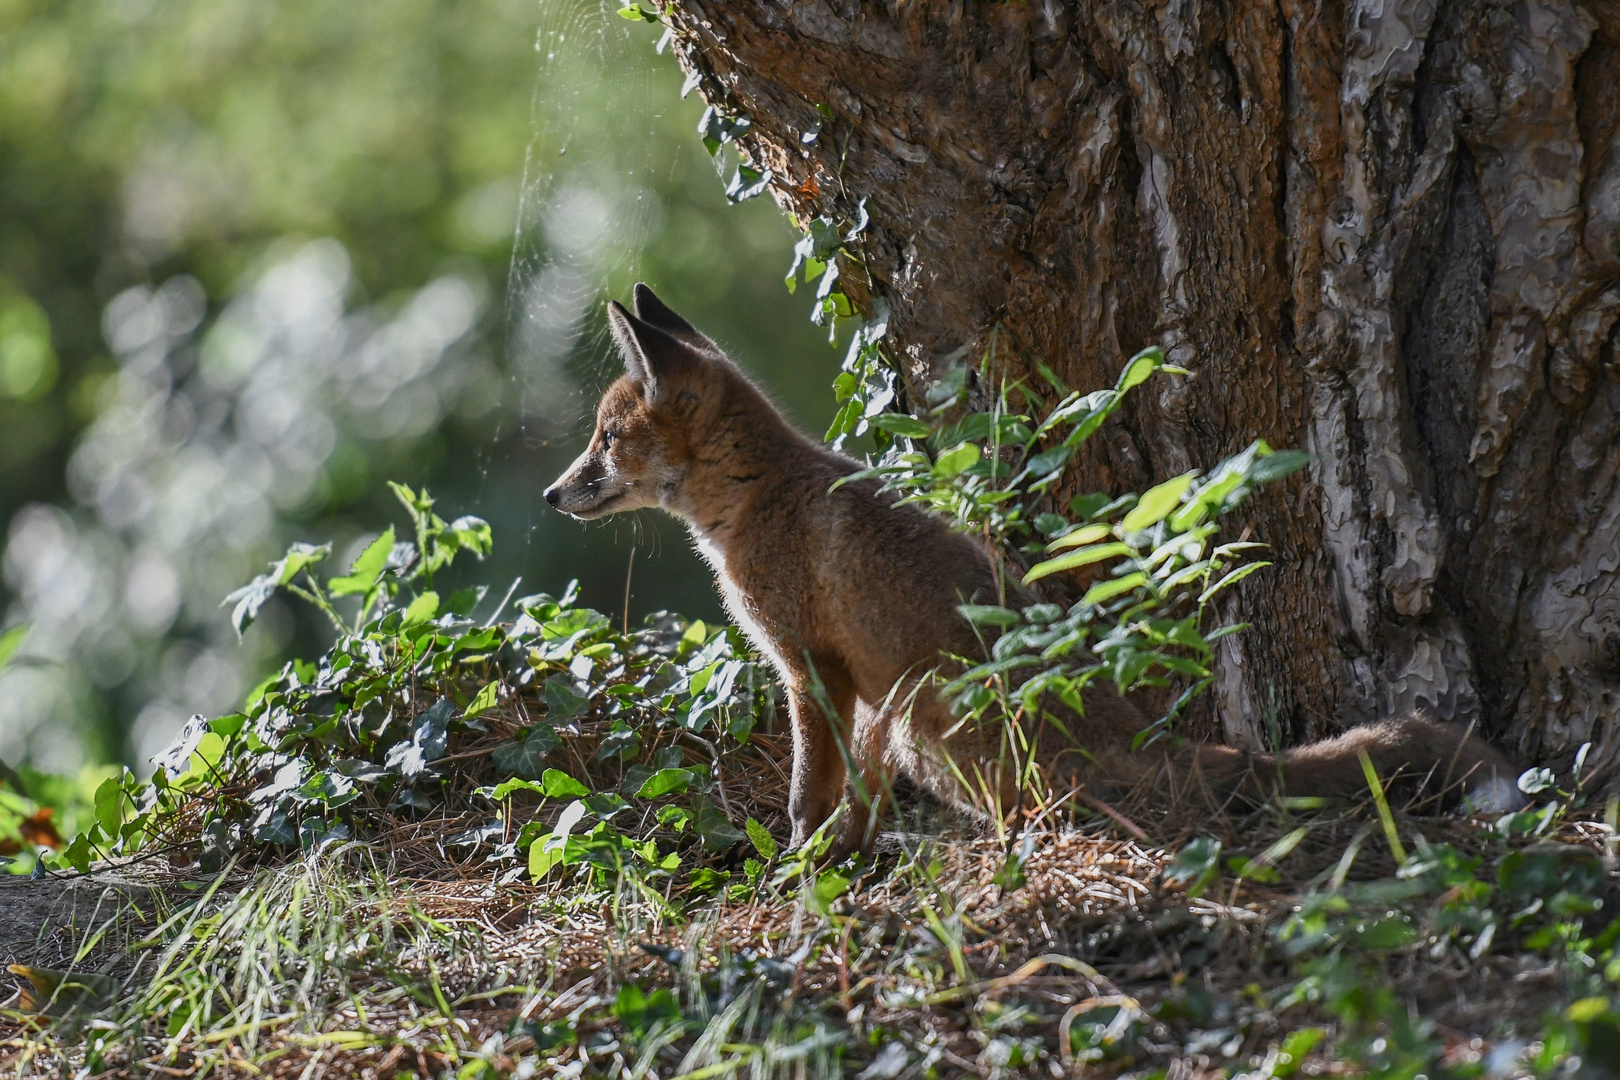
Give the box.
[601,429,616,450]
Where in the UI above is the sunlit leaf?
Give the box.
[464,680,500,720]
[151,714,211,779]
[274,542,331,586]
[1080,572,1148,606]
[1023,543,1133,585]
[745,817,778,861]
[1120,472,1196,533]
[528,799,586,881]
[486,777,544,800]
[446,516,494,558]
[328,527,395,597]
[1116,345,1165,392]
[0,624,27,669]
[1198,561,1272,604]
[1045,523,1112,552]
[186,733,226,779]
[541,769,590,798]
[401,591,439,627]
[636,768,695,799]
[810,870,850,914]
[932,442,980,479]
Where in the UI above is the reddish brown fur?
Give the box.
[547,287,1523,856]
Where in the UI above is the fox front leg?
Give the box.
[785,664,857,849]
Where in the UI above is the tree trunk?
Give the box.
[665,0,1620,771]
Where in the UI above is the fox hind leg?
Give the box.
[830,700,900,861]
[786,660,857,849]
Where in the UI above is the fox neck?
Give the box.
[661,373,824,565]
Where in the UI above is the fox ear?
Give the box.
[607,300,694,405]
[632,283,717,350]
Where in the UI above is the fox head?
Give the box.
[543,284,724,519]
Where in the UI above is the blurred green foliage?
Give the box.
[0,0,839,770]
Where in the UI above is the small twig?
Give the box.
[621,546,637,636]
[1071,790,1149,842]
[481,576,524,629]
[14,842,191,882]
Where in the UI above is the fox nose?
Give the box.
[543,486,560,507]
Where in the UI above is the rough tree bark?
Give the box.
[664,0,1620,772]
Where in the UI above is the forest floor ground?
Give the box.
[2,738,1617,1080]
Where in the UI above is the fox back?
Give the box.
[547,285,1523,856]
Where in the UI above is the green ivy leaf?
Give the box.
[93,777,123,838]
[725,164,772,203]
[543,675,589,721]
[528,799,586,881]
[486,777,545,800]
[151,715,210,779]
[490,724,561,780]
[222,542,331,634]
[636,768,695,799]
[596,722,642,761]
[186,733,226,779]
[810,870,850,914]
[464,680,500,720]
[690,794,743,851]
[275,542,331,586]
[689,867,731,895]
[445,515,494,558]
[60,833,93,874]
[658,805,691,832]
[541,769,590,799]
[385,698,454,778]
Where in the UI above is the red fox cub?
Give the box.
[545,285,1522,857]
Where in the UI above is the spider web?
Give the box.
[505,0,673,435]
